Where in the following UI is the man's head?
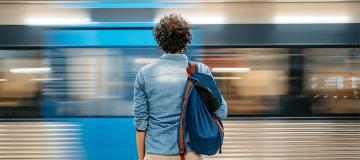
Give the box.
[153,14,192,54]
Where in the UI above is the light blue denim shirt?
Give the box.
[133,53,227,155]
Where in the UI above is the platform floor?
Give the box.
[0,119,359,160]
[206,119,360,160]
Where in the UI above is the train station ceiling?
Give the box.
[0,1,359,24]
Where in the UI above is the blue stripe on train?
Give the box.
[57,117,137,160]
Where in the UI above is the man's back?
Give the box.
[133,53,188,155]
[133,53,227,155]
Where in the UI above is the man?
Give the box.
[133,14,227,160]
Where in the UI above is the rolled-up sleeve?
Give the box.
[215,95,228,120]
[200,64,228,120]
[132,69,149,131]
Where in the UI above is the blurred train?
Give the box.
[0,1,359,160]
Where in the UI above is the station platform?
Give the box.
[1,118,359,160]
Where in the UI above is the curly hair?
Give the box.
[153,14,192,54]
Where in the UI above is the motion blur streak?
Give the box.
[274,16,351,23]
[10,67,52,74]
[24,17,91,26]
[211,68,251,73]
[206,120,360,160]
[0,122,84,160]
[0,0,360,160]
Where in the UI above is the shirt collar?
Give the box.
[160,53,188,60]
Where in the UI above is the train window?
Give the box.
[0,48,359,118]
[41,48,163,117]
[192,48,289,115]
[0,50,45,117]
[303,48,360,115]
[195,48,360,116]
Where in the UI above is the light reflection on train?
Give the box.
[0,48,359,117]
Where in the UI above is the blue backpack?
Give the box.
[178,61,224,159]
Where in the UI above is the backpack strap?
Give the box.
[186,61,197,75]
[179,61,197,160]
[179,80,193,160]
